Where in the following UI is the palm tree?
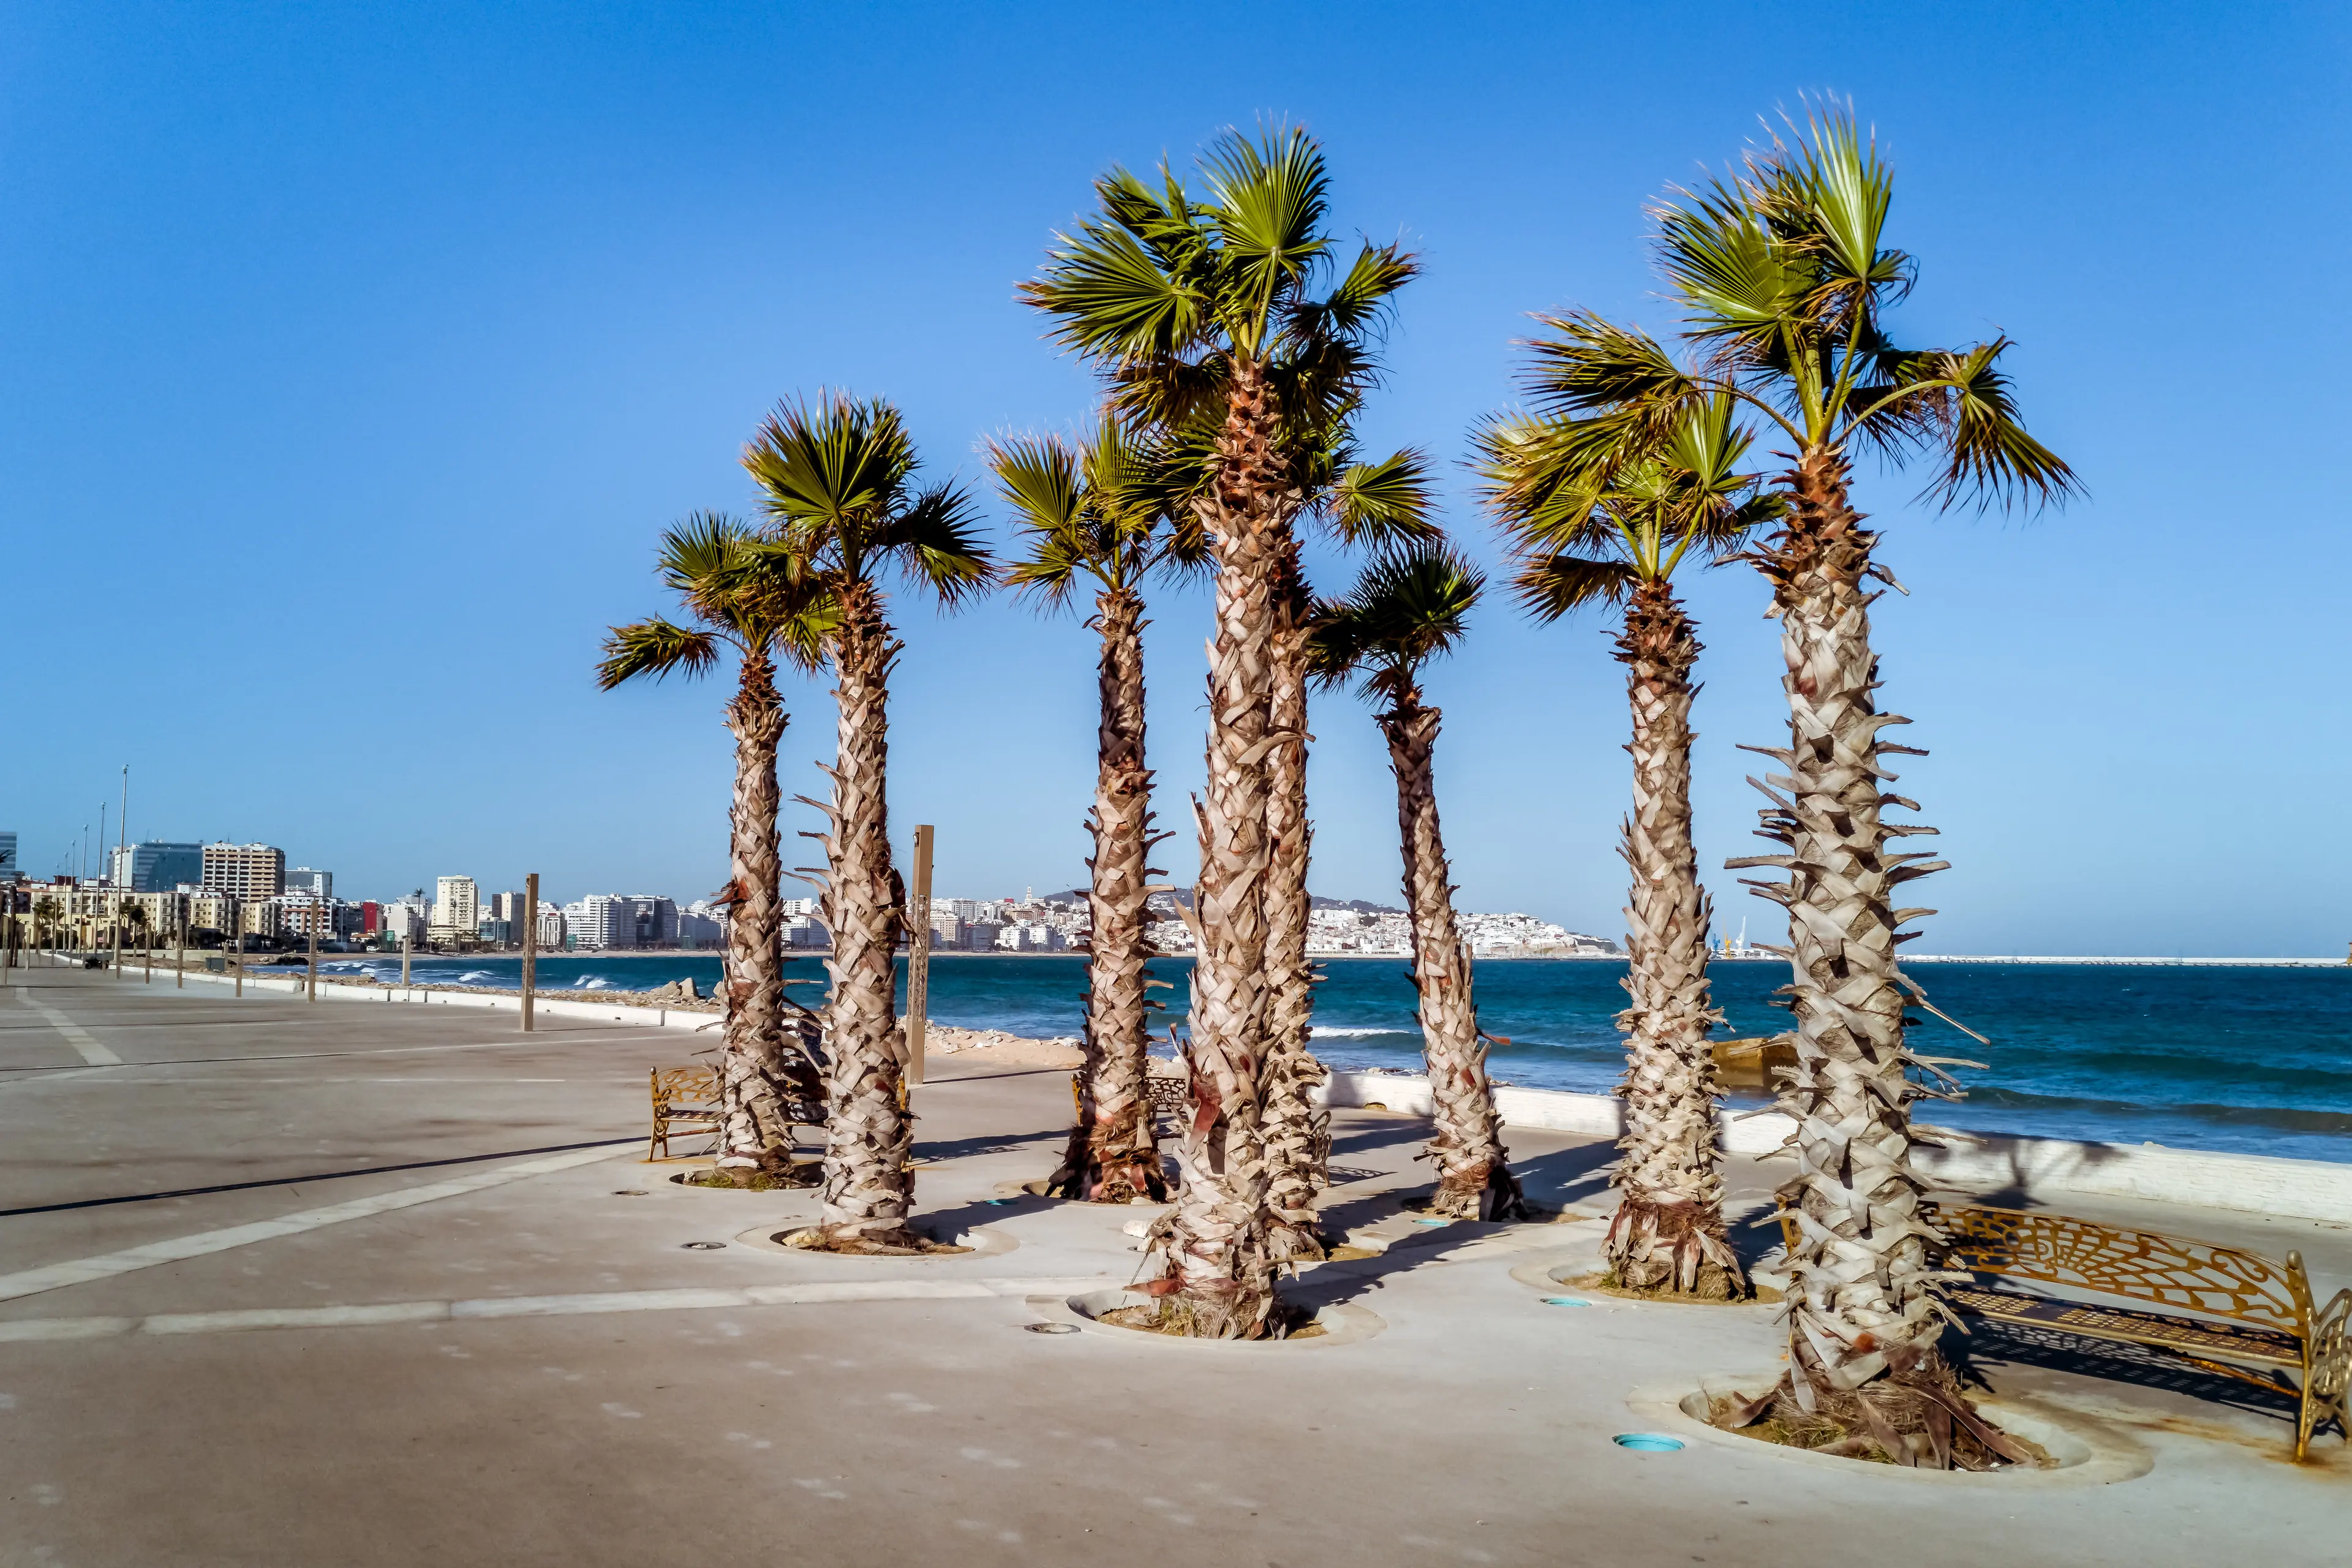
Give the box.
[1308,543,1528,1220]
[992,414,1199,1203]
[1024,126,1416,1332]
[600,513,837,1178]
[1479,393,1775,1291]
[32,897,61,952]
[744,393,992,1251]
[1559,109,2075,1455]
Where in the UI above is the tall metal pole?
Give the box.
[176,899,185,988]
[905,824,934,1088]
[305,893,320,1001]
[520,872,538,1032]
[232,902,243,997]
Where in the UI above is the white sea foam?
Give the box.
[1310,1026,1416,1039]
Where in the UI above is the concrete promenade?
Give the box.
[1,968,2345,1566]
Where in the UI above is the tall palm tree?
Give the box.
[1308,543,1528,1220]
[1024,126,1416,1333]
[599,513,837,1178]
[1559,109,2075,1453]
[1479,393,1775,1291]
[992,414,1199,1204]
[744,393,992,1251]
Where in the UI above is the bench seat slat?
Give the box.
[1948,1284,2304,1366]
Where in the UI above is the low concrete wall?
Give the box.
[1322,1070,2352,1225]
[167,967,721,1033]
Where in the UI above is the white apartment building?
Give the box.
[378,899,428,946]
[203,843,285,900]
[430,876,480,943]
[536,903,565,950]
[565,894,628,950]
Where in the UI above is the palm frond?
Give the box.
[1327,449,1438,546]
[597,618,720,690]
[880,480,997,607]
[1310,541,1483,705]
[1901,340,2080,511]
[1201,124,1331,345]
[1511,554,1637,621]
[1287,239,1418,345]
[1021,217,1207,363]
[1519,311,1698,420]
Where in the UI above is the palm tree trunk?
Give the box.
[1260,578,1329,1262]
[1381,696,1525,1221]
[1047,586,1165,1203]
[811,587,918,1246]
[1158,354,1284,1336]
[1607,581,1741,1295]
[1729,447,1973,1446]
[714,648,809,1176]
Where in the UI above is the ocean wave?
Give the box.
[1310,1025,1418,1039]
[570,976,613,990]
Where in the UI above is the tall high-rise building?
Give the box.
[284,867,333,899]
[0,832,17,875]
[112,842,204,892]
[429,876,480,943]
[202,843,285,899]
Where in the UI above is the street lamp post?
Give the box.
[520,872,538,1033]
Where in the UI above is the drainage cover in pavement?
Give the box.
[1612,1433,1684,1452]
[680,1241,726,1250]
[612,1190,649,1196]
[1023,1322,1080,1335]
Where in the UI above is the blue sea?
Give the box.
[320,952,2352,1165]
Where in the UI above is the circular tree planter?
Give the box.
[1506,1256,1782,1306]
[668,1161,823,1194]
[731,1221,1018,1259]
[1026,1287,1384,1348]
[1621,1378,2151,1486]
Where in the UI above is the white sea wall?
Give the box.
[1321,1069,2352,1226]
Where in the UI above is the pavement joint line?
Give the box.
[14,993,123,1065]
[0,1145,628,1303]
[0,1036,685,1076]
[0,1137,645,1218]
[0,1277,1121,1340]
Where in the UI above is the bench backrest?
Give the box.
[652,1066,719,1107]
[1926,1201,2303,1335]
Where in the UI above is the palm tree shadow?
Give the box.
[1291,1140,1621,1311]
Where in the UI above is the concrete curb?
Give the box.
[162,966,720,1031]
[1322,1070,2352,1224]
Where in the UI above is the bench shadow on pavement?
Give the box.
[1950,1321,2313,1436]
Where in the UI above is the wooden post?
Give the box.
[905,823,933,1088]
[306,898,320,1001]
[401,930,412,989]
[232,910,243,997]
[176,902,184,989]
[520,873,538,1032]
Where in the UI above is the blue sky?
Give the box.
[4,2,2346,955]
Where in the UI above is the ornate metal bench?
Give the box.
[647,1066,722,1161]
[1779,1200,2348,1460]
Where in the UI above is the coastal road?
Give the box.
[2,967,2345,1567]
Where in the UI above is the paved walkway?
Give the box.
[1,967,2344,1566]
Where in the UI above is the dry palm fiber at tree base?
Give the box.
[1714,1346,2040,1471]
